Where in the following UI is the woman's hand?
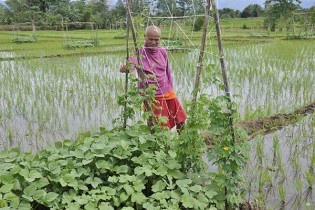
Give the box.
[120,63,127,73]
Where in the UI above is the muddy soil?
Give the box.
[237,102,315,138]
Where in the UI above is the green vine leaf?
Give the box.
[0,183,14,193]
[152,180,166,192]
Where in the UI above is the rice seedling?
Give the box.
[277,182,286,208]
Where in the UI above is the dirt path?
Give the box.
[237,102,315,138]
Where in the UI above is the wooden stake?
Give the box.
[191,0,211,105]
[123,1,130,129]
[126,0,154,131]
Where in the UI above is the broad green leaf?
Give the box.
[32,190,46,200]
[90,177,103,188]
[68,179,78,188]
[138,136,147,144]
[205,190,217,199]
[170,190,181,201]
[121,207,134,210]
[23,183,37,197]
[99,202,114,210]
[0,163,14,172]
[62,174,75,183]
[168,150,177,158]
[78,182,89,191]
[143,202,156,210]
[176,179,192,188]
[46,192,59,202]
[0,175,16,184]
[17,200,32,210]
[197,193,209,205]
[107,176,118,183]
[119,192,128,202]
[115,165,129,174]
[3,193,18,200]
[133,181,145,192]
[167,170,183,179]
[123,185,134,195]
[35,178,49,188]
[95,160,112,170]
[152,180,166,192]
[102,187,116,196]
[54,142,63,149]
[134,166,145,175]
[48,162,61,175]
[67,202,81,210]
[19,169,29,179]
[166,160,181,170]
[181,194,195,208]
[74,196,89,205]
[0,184,14,193]
[85,201,98,210]
[91,142,106,150]
[27,170,42,181]
[63,140,74,148]
[126,175,137,182]
[155,165,168,176]
[70,150,85,159]
[97,194,110,200]
[151,192,166,200]
[82,159,93,165]
[131,192,147,204]
[190,185,202,193]
[180,187,189,194]
[59,178,67,187]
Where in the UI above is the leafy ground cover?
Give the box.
[0,120,247,209]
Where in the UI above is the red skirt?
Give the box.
[145,98,187,129]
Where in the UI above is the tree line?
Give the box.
[0,0,314,31]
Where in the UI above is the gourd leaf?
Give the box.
[152,180,166,192]
[0,183,14,193]
[46,192,59,202]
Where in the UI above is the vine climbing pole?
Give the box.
[125,0,154,131]
[211,0,235,142]
[191,0,235,141]
[190,2,236,208]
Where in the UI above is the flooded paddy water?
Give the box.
[0,39,314,208]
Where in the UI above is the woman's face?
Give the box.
[144,30,161,49]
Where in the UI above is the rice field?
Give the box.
[0,28,314,208]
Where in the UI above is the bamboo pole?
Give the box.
[191,0,211,105]
[123,1,130,129]
[211,0,235,143]
[126,0,154,131]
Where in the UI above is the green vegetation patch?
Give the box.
[12,34,37,44]
[64,38,99,49]
[0,123,223,209]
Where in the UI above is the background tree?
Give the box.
[176,0,191,16]
[131,0,150,15]
[190,0,205,15]
[241,4,264,18]
[106,0,125,29]
[264,0,301,31]
[88,0,109,28]
[219,8,240,19]
[156,0,177,16]
[308,6,315,24]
